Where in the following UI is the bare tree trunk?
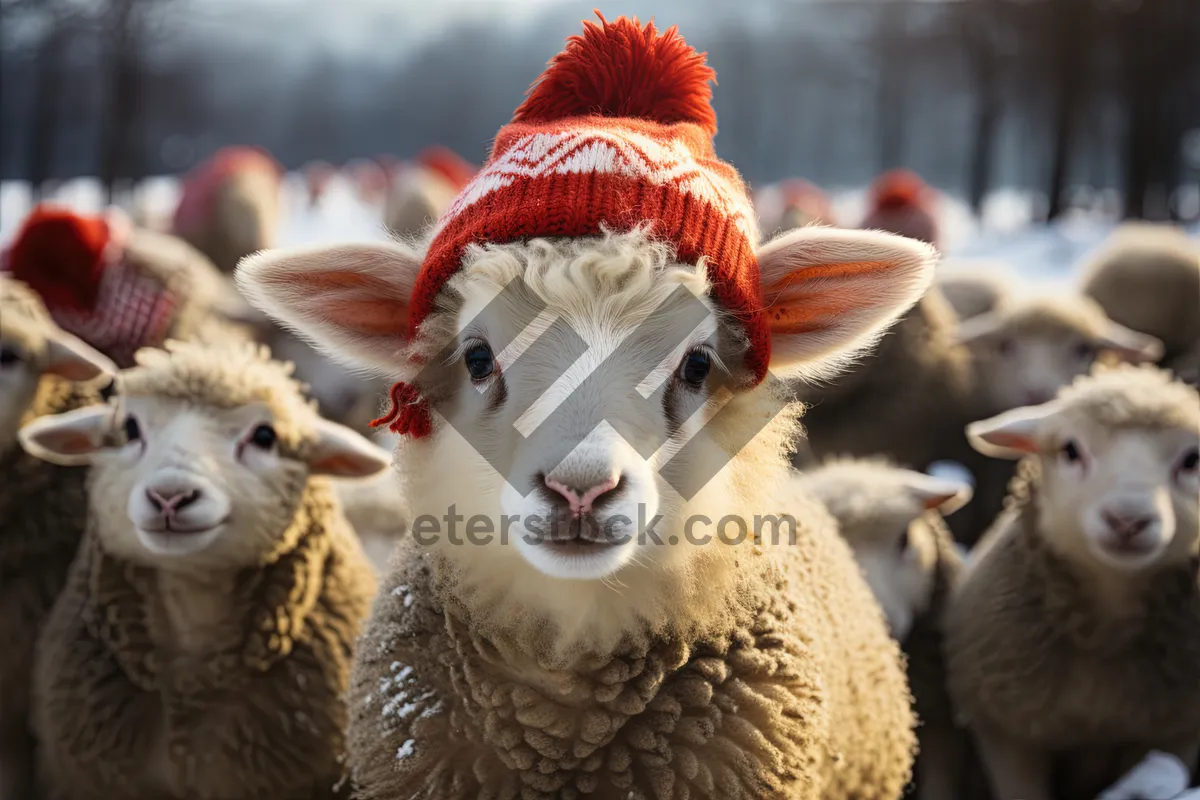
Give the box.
[98,0,140,204]
[875,1,909,171]
[1044,0,1087,220]
[26,21,69,201]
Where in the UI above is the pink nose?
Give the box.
[543,475,620,518]
[145,487,201,518]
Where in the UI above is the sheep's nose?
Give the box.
[542,473,622,519]
[146,486,202,517]
[1100,508,1154,541]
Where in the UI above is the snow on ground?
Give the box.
[3,177,1197,288]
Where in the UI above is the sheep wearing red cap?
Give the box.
[238,14,935,799]
[382,146,479,239]
[5,205,253,369]
[172,146,283,274]
[861,169,940,249]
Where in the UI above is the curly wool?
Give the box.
[944,459,1200,798]
[346,497,915,800]
[0,376,101,798]
[31,481,376,800]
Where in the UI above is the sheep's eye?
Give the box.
[1060,439,1082,463]
[0,346,20,367]
[680,348,711,387]
[897,528,910,553]
[1073,342,1095,360]
[1179,447,1199,474]
[464,342,494,381]
[250,424,277,449]
[995,338,1014,357]
[123,416,141,442]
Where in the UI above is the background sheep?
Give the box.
[382,145,476,239]
[791,286,978,487]
[945,364,1200,800]
[18,340,388,800]
[171,145,284,275]
[239,212,936,798]
[1080,222,1200,387]
[4,204,256,368]
[795,459,984,800]
[952,292,1164,545]
[860,169,941,248]
[0,276,115,800]
[935,263,1012,320]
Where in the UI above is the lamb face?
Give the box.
[959,295,1163,412]
[19,341,390,572]
[969,365,1200,573]
[237,225,937,621]
[798,460,971,640]
[0,278,114,449]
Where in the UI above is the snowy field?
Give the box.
[3,174,1198,294]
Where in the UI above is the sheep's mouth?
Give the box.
[539,515,625,550]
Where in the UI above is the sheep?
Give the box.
[934,263,1012,320]
[795,459,985,800]
[235,18,943,798]
[382,147,477,240]
[5,204,257,368]
[17,340,389,800]
[951,293,1165,546]
[171,145,283,274]
[860,169,940,248]
[944,363,1200,800]
[0,276,115,800]
[755,179,837,238]
[1080,222,1200,386]
[791,285,978,484]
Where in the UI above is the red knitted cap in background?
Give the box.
[172,145,282,236]
[860,169,939,248]
[416,146,478,192]
[409,12,767,381]
[7,204,113,312]
[779,178,835,226]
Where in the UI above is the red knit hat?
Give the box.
[4,205,176,367]
[409,13,764,379]
[861,169,939,247]
[416,146,478,192]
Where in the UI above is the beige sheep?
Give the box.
[945,364,1200,800]
[953,293,1165,546]
[18,340,388,800]
[935,263,1012,320]
[238,220,935,798]
[1080,222,1200,380]
[0,277,115,800]
[796,459,986,800]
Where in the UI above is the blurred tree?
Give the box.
[958,0,1006,216]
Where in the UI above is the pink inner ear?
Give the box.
[922,492,958,511]
[983,430,1039,454]
[44,359,104,382]
[262,268,409,337]
[763,260,891,334]
[49,430,96,455]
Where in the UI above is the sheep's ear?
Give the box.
[758,227,937,379]
[966,402,1062,459]
[235,242,422,374]
[953,312,1004,346]
[305,417,392,478]
[900,471,974,515]
[43,331,117,382]
[18,405,113,465]
[1093,321,1163,363]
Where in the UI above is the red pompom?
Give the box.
[416,146,478,191]
[8,205,113,312]
[513,12,717,136]
[371,382,433,438]
[868,169,931,212]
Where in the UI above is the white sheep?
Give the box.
[795,459,981,800]
[0,277,115,800]
[17,340,389,800]
[945,364,1200,800]
[935,262,1013,320]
